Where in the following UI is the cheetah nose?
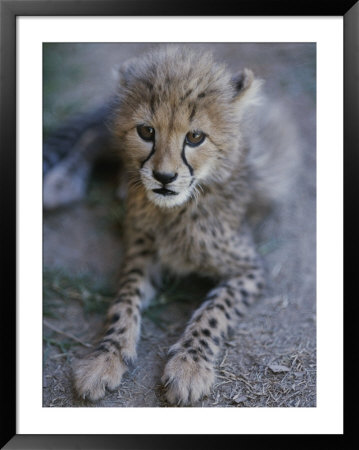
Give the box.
[152,171,178,185]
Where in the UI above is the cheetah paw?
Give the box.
[162,352,215,405]
[73,351,127,401]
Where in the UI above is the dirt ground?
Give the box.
[43,43,316,407]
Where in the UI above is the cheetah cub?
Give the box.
[73,46,297,405]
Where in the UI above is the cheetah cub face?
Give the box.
[112,46,261,208]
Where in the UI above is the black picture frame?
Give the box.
[1,0,356,448]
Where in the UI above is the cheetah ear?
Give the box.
[231,68,263,116]
[112,59,137,88]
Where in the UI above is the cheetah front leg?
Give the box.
[73,237,158,401]
[162,264,263,405]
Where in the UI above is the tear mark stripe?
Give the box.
[181,142,194,176]
[140,144,156,168]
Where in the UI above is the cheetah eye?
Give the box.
[185,130,206,147]
[137,124,155,142]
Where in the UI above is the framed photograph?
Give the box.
[1,0,355,448]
